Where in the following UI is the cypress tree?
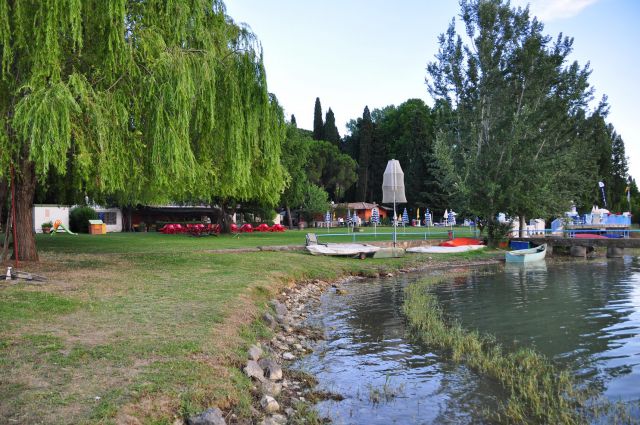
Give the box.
[291,114,297,127]
[356,106,373,201]
[323,108,341,146]
[610,129,629,208]
[313,97,324,140]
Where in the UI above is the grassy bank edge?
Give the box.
[402,272,630,424]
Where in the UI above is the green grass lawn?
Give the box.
[0,229,494,424]
[34,225,478,254]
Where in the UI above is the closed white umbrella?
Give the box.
[382,159,406,247]
[382,160,406,203]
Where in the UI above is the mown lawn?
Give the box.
[34,225,477,254]
[0,230,493,424]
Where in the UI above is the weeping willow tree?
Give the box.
[0,0,285,260]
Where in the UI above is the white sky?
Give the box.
[226,0,639,175]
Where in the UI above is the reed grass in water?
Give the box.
[404,276,589,424]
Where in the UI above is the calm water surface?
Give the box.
[296,255,640,424]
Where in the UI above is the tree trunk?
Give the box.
[286,205,293,229]
[519,215,525,238]
[124,205,133,232]
[0,177,7,233]
[14,159,39,261]
[214,201,233,233]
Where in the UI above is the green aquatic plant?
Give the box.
[403,275,588,424]
[367,375,405,404]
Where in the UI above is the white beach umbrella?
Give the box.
[382,159,406,247]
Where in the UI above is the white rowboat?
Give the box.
[505,244,547,263]
[306,243,380,257]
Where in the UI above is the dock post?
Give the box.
[570,245,587,257]
[606,246,624,258]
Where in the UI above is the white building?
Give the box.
[33,204,71,233]
[32,205,123,233]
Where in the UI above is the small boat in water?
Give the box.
[505,244,547,263]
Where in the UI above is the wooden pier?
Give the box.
[511,236,640,258]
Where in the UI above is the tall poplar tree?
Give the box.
[610,129,629,209]
[0,0,285,260]
[427,0,597,241]
[313,97,324,140]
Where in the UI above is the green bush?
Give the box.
[69,206,98,233]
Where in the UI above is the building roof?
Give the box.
[335,202,381,210]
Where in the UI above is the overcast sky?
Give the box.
[226,0,639,176]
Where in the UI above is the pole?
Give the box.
[393,169,397,248]
[628,176,632,212]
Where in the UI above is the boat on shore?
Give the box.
[407,245,486,254]
[505,244,547,263]
[306,243,380,258]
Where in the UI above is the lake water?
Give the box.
[296,255,640,424]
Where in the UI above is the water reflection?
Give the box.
[433,257,640,403]
[297,256,640,424]
[299,277,501,424]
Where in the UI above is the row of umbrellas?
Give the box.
[323,207,456,226]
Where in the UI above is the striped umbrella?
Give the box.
[325,211,331,228]
[371,207,380,224]
[425,209,432,226]
[402,208,409,225]
[448,210,455,226]
[352,212,358,226]
[371,207,379,235]
[346,209,351,225]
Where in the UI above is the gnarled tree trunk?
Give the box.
[14,159,38,261]
[213,201,234,233]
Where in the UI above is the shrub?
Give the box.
[485,219,513,247]
[69,206,98,233]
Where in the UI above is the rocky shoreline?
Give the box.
[186,257,503,425]
[185,276,351,425]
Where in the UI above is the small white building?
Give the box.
[33,204,71,233]
[95,207,123,232]
[32,204,123,233]
[509,218,545,237]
